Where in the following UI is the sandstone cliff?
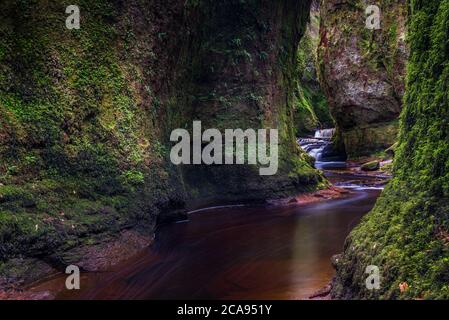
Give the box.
[318,0,407,157]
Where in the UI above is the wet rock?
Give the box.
[331,254,342,270]
[385,142,398,157]
[321,143,347,162]
[361,161,380,171]
[0,258,57,291]
[56,229,154,272]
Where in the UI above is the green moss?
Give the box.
[317,0,406,157]
[0,0,324,285]
[0,0,185,273]
[294,13,334,136]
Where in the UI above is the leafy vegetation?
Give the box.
[332,0,449,299]
[0,0,184,282]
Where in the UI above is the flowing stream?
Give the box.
[298,128,347,170]
[30,129,384,300]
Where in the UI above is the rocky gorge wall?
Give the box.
[0,0,189,288]
[318,0,407,157]
[175,0,324,205]
[332,0,449,299]
[0,0,321,288]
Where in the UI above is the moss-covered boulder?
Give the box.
[175,0,326,204]
[0,0,191,287]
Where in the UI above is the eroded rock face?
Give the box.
[294,0,334,136]
[175,0,324,203]
[318,0,407,157]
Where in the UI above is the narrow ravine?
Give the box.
[299,129,346,170]
[27,130,386,300]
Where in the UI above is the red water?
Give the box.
[31,178,381,300]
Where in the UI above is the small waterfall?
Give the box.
[314,128,336,140]
[298,128,346,169]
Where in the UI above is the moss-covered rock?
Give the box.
[176,0,325,203]
[294,1,334,136]
[361,160,380,171]
[0,0,323,287]
[332,0,449,300]
[318,0,407,158]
